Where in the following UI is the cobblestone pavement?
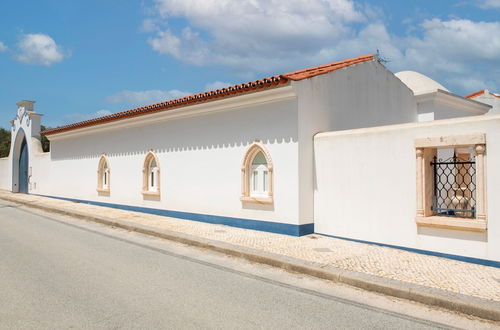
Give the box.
[2,191,499,302]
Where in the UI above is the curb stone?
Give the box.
[1,194,499,322]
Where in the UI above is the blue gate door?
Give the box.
[19,138,29,194]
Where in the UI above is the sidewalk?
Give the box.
[1,190,499,321]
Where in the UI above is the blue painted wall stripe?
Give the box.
[318,233,500,269]
[34,194,314,237]
[31,194,498,268]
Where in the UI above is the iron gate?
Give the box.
[431,154,476,218]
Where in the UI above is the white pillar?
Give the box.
[475,144,486,220]
[416,148,424,217]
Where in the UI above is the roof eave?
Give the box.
[42,78,288,136]
[43,84,297,140]
[42,54,377,136]
[416,89,491,114]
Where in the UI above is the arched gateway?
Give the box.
[9,100,42,194]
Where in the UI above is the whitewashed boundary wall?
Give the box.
[32,95,302,231]
[314,115,500,262]
[0,157,10,190]
[293,60,417,228]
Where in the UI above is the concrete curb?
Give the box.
[2,194,499,322]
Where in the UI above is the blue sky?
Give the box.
[0,0,499,129]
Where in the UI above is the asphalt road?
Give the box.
[0,200,489,329]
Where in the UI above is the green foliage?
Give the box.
[0,125,51,157]
[40,125,50,152]
[0,127,10,158]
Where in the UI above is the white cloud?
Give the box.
[61,109,112,124]
[15,34,66,66]
[147,0,365,71]
[154,0,363,23]
[94,109,113,117]
[141,18,160,32]
[148,30,182,58]
[404,19,500,70]
[144,0,500,94]
[106,89,191,106]
[204,81,232,91]
[397,19,500,91]
[0,41,7,52]
[477,0,500,8]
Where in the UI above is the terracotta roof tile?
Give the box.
[465,90,486,99]
[42,54,375,136]
[465,89,500,99]
[282,54,375,81]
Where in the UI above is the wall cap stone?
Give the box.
[414,134,485,148]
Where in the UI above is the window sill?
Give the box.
[96,188,110,194]
[240,196,273,205]
[415,216,487,232]
[142,190,160,197]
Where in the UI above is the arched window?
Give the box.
[142,151,160,196]
[251,151,269,196]
[97,155,110,194]
[241,142,273,204]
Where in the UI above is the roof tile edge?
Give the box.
[465,90,486,99]
[465,89,500,99]
[42,54,376,136]
[282,54,375,81]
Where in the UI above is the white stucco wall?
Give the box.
[471,92,500,115]
[416,91,490,122]
[314,114,500,261]
[0,157,10,190]
[32,94,301,226]
[292,60,417,226]
[26,62,418,229]
[418,101,472,121]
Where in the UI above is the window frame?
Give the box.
[142,151,161,197]
[96,155,110,194]
[414,134,487,232]
[251,161,269,197]
[240,142,273,204]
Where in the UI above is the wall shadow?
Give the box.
[50,99,298,161]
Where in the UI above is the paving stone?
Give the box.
[3,191,499,302]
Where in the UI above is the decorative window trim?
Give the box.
[142,151,161,197]
[96,155,110,194]
[415,216,486,232]
[240,141,274,204]
[414,134,487,232]
[142,190,160,197]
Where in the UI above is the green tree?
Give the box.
[0,125,51,157]
[40,125,50,152]
[0,127,10,158]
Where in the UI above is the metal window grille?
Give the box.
[431,154,476,218]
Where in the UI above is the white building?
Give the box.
[395,71,491,121]
[466,89,500,114]
[1,54,499,265]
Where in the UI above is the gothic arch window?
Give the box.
[97,155,110,194]
[142,151,160,197]
[241,142,273,204]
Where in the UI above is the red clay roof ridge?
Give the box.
[282,54,375,81]
[42,54,376,136]
[42,75,287,135]
[465,90,486,99]
[465,89,500,99]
